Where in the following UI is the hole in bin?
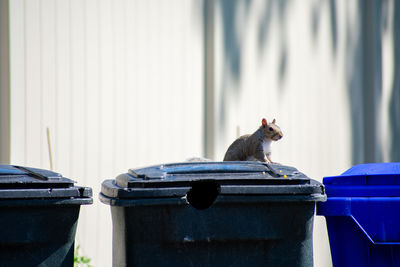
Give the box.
[185,180,220,210]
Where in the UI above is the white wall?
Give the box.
[8,0,204,266]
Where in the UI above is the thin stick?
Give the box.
[236,125,240,138]
[46,127,53,171]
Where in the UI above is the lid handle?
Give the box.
[13,166,49,181]
[161,163,272,174]
[0,168,26,175]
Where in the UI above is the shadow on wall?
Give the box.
[215,0,250,134]
[215,0,291,134]
[296,0,399,164]
[214,0,400,164]
[390,0,400,162]
[342,0,400,164]
[311,0,399,164]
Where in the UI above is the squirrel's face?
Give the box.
[265,124,283,141]
[261,118,283,141]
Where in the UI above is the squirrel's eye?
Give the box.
[269,127,273,131]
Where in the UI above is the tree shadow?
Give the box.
[315,0,398,164]
[344,0,364,164]
[214,0,291,135]
[208,0,400,163]
[214,0,252,136]
[389,0,400,161]
[312,0,338,57]
[257,0,290,87]
[346,0,399,164]
[219,0,252,82]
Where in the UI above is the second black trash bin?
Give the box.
[100,161,326,267]
[0,165,92,267]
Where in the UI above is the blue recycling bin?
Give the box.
[317,162,400,267]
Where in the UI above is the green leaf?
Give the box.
[82,258,91,264]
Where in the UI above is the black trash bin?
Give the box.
[0,165,92,267]
[100,161,326,267]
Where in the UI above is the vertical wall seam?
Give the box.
[81,0,89,249]
[83,0,88,184]
[111,0,116,174]
[122,0,128,168]
[204,0,215,159]
[96,0,102,262]
[54,0,58,170]
[0,0,10,164]
[23,0,27,165]
[39,0,43,167]
[68,0,73,174]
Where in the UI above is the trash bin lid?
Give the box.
[0,165,92,200]
[323,162,400,197]
[100,161,325,200]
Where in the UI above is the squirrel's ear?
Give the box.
[262,118,267,127]
[272,119,276,124]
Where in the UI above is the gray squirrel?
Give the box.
[223,118,283,163]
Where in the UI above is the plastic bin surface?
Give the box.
[100,161,326,204]
[101,161,325,267]
[0,165,92,266]
[317,162,400,267]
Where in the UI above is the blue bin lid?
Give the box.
[0,165,92,200]
[323,162,400,197]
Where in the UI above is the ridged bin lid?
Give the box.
[100,162,325,206]
[0,165,92,200]
[323,162,400,197]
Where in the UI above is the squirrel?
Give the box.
[223,118,283,163]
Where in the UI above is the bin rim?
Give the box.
[323,162,400,197]
[99,191,326,207]
[0,165,93,201]
[324,162,400,181]
[100,161,326,201]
